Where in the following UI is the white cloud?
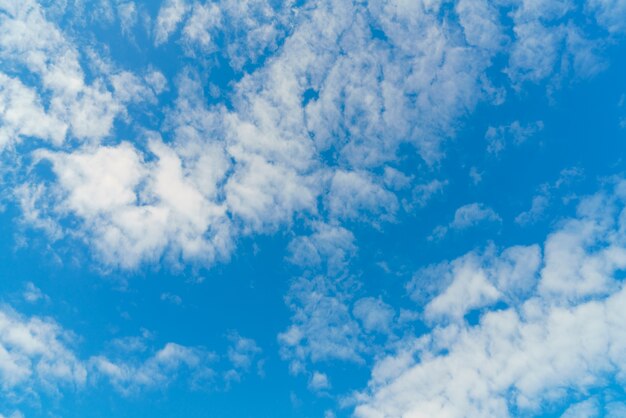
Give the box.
[0,306,86,393]
[515,194,550,225]
[606,402,626,417]
[408,244,541,323]
[469,167,483,185]
[538,191,626,300]
[226,332,261,371]
[430,203,502,239]
[22,282,47,304]
[354,180,626,417]
[278,275,364,373]
[154,0,189,46]
[411,180,448,208]
[505,1,607,86]
[0,0,154,147]
[0,304,230,406]
[7,0,622,274]
[181,2,220,51]
[287,223,356,277]
[180,0,292,69]
[145,70,168,95]
[117,1,138,35]
[0,73,67,149]
[515,167,585,226]
[353,297,394,334]
[308,371,331,391]
[325,171,398,222]
[485,120,544,154]
[28,138,233,269]
[91,342,215,394]
[423,256,501,323]
[456,0,507,52]
[223,333,263,385]
[450,203,501,229]
[560,398,600,418]
[223,152,317,232]
[587,0,626,34]
[451,203,501,229]
[508,20,563,83]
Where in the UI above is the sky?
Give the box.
[2,0,626,417]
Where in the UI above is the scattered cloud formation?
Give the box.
[1,0,626,416]
[0,303,262,410]
[0,307,86,396]
[0,0,616,276]
[355,181,626,417]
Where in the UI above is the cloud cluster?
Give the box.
[0,307,86,395]
[0,0,136,145]
[159,0,294,70]
[4,0,624,272]
[354,180,626,417]
[3,1,626,413]
[278,275,364,374]
[0,304,261,409]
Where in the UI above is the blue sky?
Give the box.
[2,1,626,417]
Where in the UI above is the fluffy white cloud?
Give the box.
[408,244,541,323]
[27,138,233,269]
[0,0,160,151]
[0,307,86,395]
[0,0,118,140]
[354,180,626,417]
[0,73,67,149]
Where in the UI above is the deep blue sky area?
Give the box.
[2,1,626,418]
